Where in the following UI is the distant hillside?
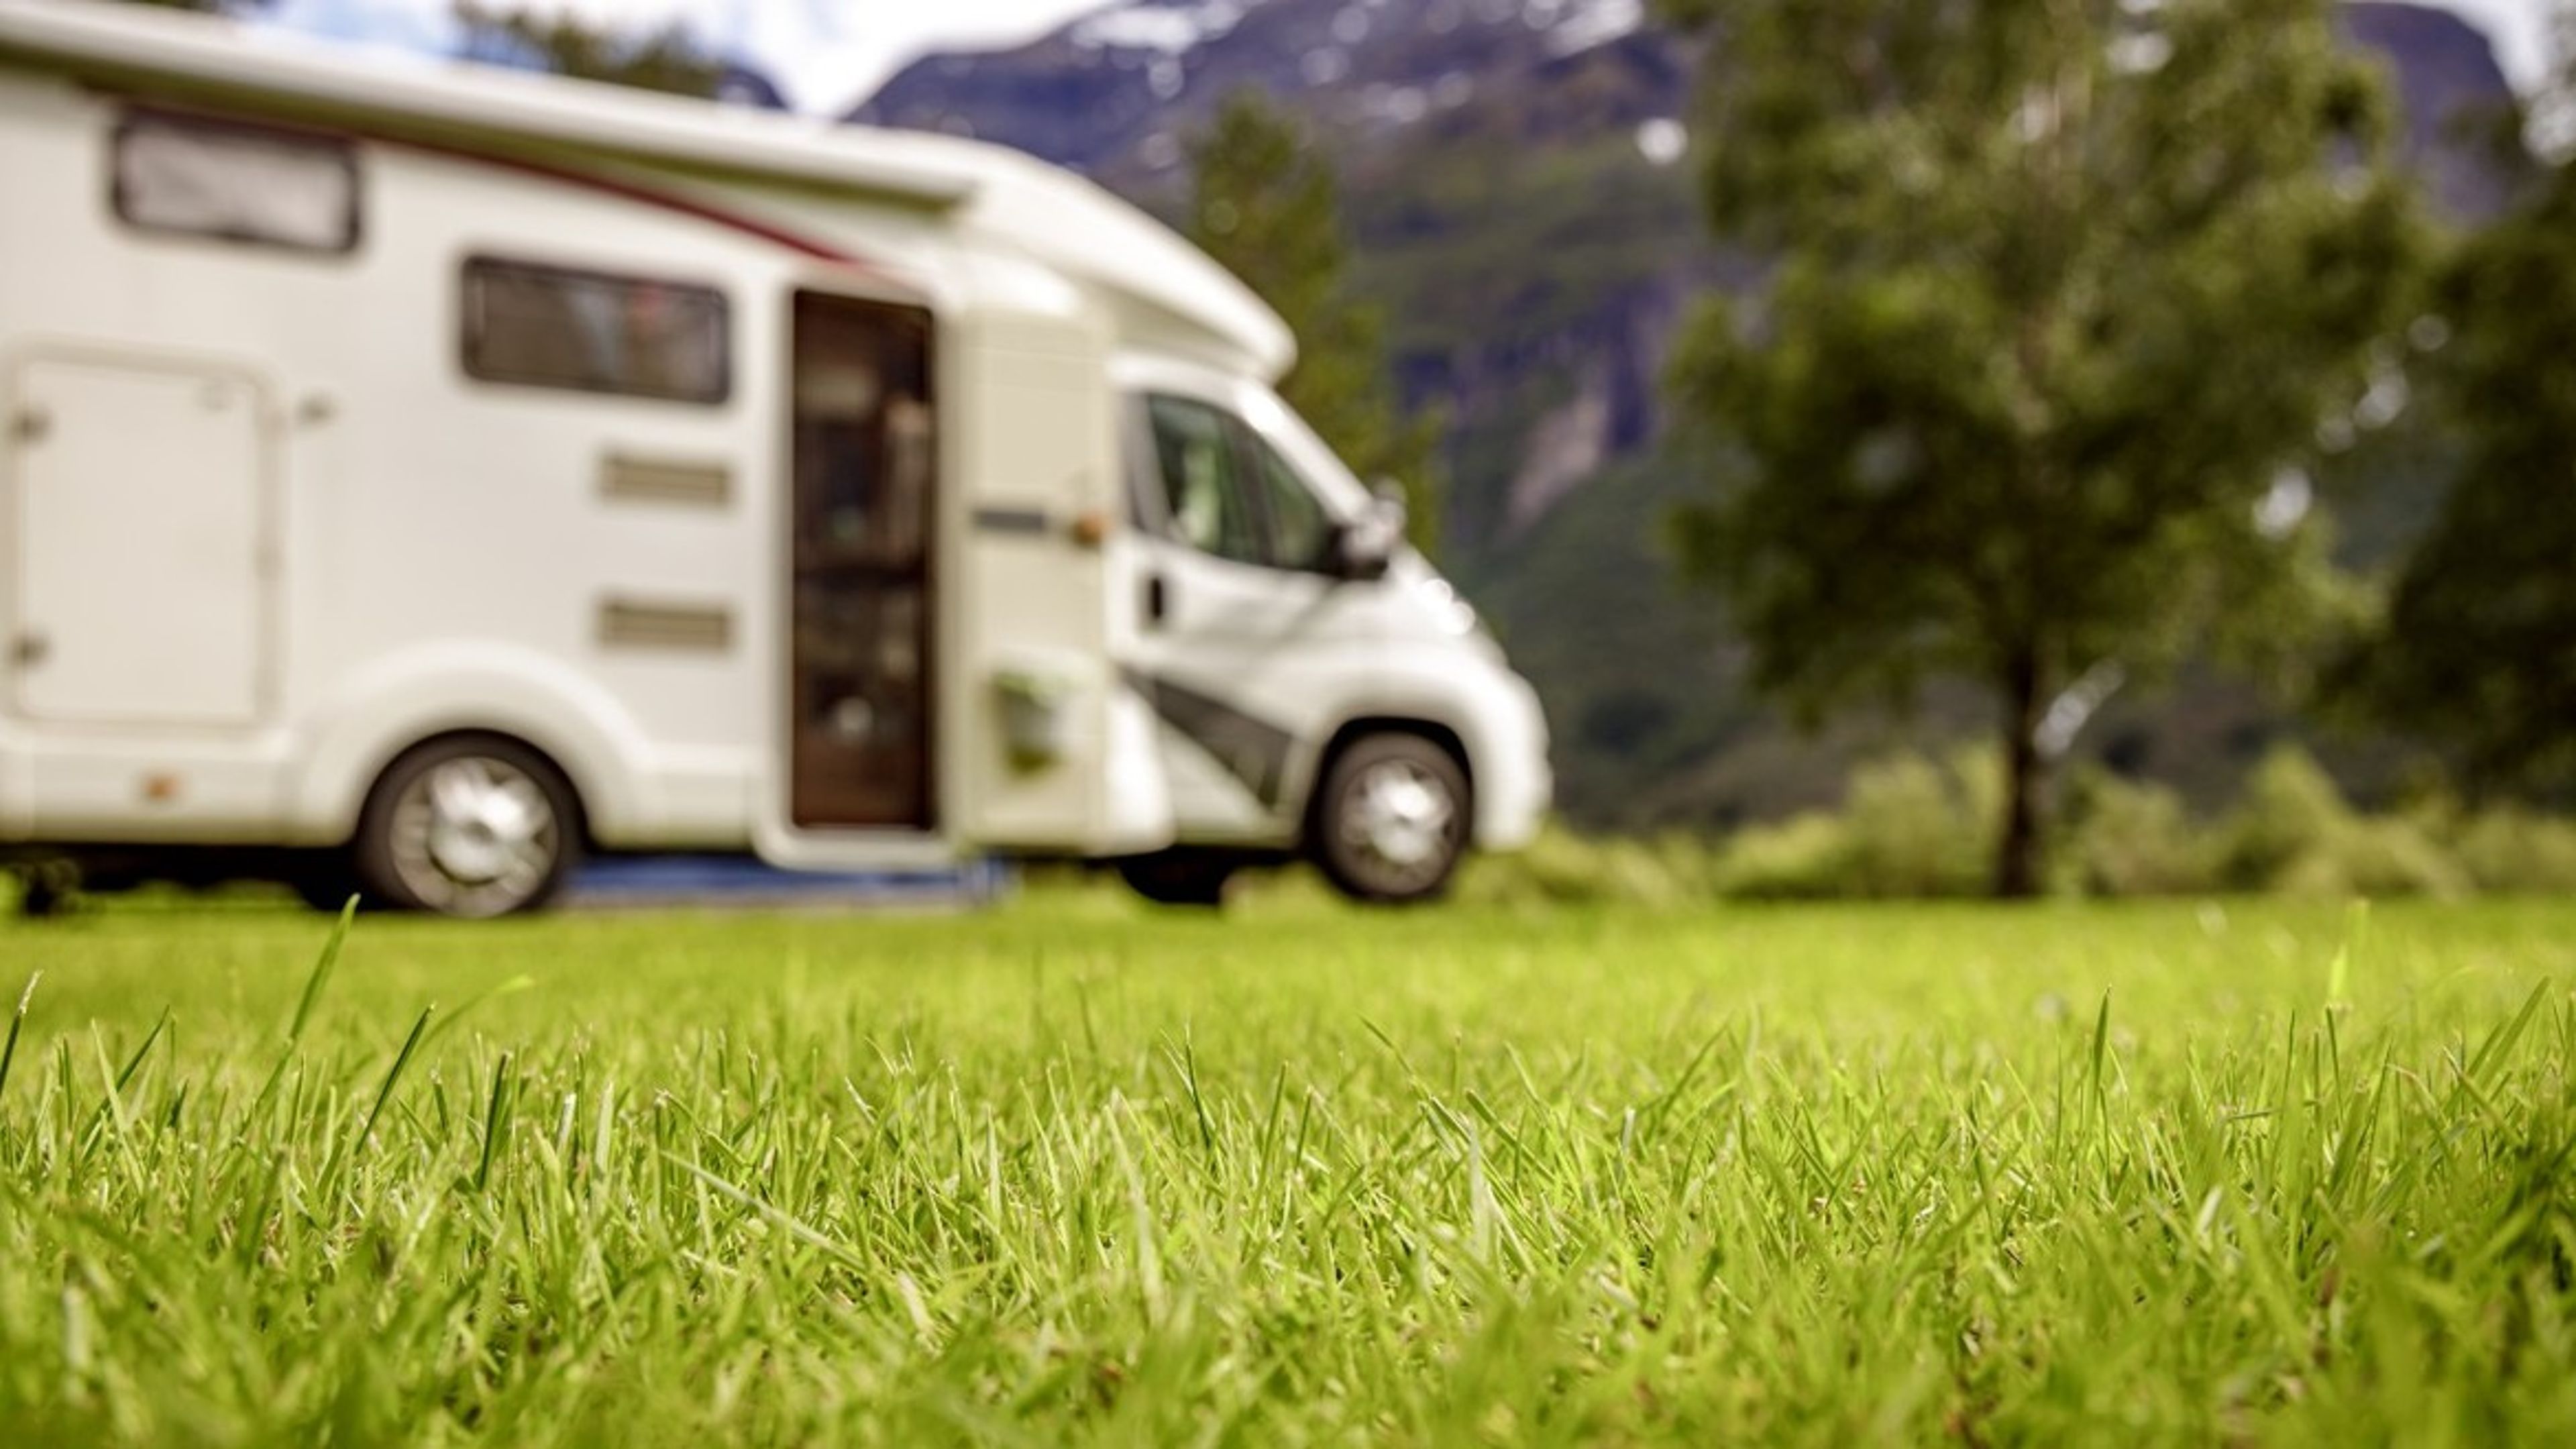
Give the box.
[857,1,2521,828]
[2346,2,2526,217]
[860,1,1733,550]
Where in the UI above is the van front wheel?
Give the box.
[354,737,581,918]
[1311,733,1470,905]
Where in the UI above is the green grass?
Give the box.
[3,891,2573,1444]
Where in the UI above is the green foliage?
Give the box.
[1662,0,2426,895]
[1457,455,1766,822]
[1703,812,1851,900]
[2445,806,2576,894]
[1840,748,1999,896]
[7,902,2576,1440]
[1346,134,1701,362]
[2218,747,2467,898]
[2060,769,2220,897]
[1454,822,1713,906]
[1468,743,2576,906]
[1468,751,2007,904]
[2356,44,2576,797]
[453,2,724,99]
[1187,92,1445,555]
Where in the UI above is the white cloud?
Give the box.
[262,0,2564,116]
[2440,0,2557,93]
[270,0,1120,113]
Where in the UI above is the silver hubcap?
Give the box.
[1339,757,1459,892]
[387,756,557,916]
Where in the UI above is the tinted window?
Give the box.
[1251,436,1336,572]
[113,111,359,254]
[1145,394,1265,566]
[461,256,729,405]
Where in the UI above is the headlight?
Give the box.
[1415,576,1479,637]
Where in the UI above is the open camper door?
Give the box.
[947,307,1172,857]
[759,285,1168,870]
[776,292,943,848]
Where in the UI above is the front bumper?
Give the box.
[1472,672,1552,851]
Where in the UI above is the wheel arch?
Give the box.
[286,645,651,849]
[357,727,596,849]
[1300,714,1474,847]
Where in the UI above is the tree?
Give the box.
[1660,0,2422,896]
[2357,23,2576,798]
[452,3,724,100]
[1186,91,1444,556]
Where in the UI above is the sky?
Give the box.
[266,0,2563,116]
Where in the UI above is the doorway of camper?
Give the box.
[788,292,936,831]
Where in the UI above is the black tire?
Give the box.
[287,854,364,915]
[1309,733,1471,906]
[352,735,582,918]
[1116,849,1237,908]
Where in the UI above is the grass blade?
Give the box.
[0,971,37,1104]
[353,1006,435,1158]
[287,898,358,1044]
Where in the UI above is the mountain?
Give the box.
[857,0,1715,553]
[857,1,2521,828]
[2345,2,2526,217]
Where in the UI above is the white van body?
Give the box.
[0,0,1548,912]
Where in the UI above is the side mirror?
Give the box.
[1331,484,1408,581]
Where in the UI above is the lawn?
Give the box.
[2,891,2572,1444]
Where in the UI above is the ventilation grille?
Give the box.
[598,598,732,652]
[600,454,730,507]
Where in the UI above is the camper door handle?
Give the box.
[1144,574,1169,627]
[9,630,47,668]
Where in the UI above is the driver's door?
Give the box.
[1123,389,1378,840]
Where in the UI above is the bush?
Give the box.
[2436,808,2576,894]
[2060,770,2220,897]
[1456,822,1711,907]
[1699,749,1995,900]
[1462,745,2567,906]
[1838,751,1995,898]
[2220,748,2467,899]
[1709,813,1853,900]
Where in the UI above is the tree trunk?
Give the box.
[1995,647,2049,900]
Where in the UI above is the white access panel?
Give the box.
[9,355,268,725]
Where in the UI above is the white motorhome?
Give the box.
[0,0,1549,916]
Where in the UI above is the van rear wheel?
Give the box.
[353,737,580,918]
[1311,733,1470,905]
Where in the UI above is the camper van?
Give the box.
[0,0,1549,916]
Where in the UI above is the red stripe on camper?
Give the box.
[102,93,911,282]
[409,142,886,272]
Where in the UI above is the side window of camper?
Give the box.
[460,257,731,405]
[1144,394,1265,567]
[111,111,361,254]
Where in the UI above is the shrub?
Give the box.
[1456,745,2565,906]
[1710,813,1854,900]
[2219,747,2466,899]
[1456,822,1705,906]
[2438,808,2576,894]
[2059,769,2220,897]
[1837,751,1994,898]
